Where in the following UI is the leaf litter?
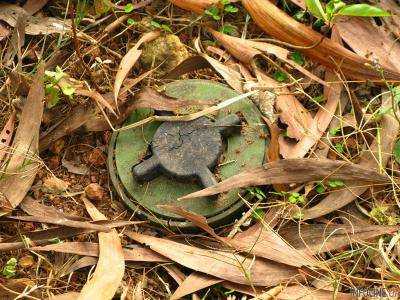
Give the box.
[1,0,400,298]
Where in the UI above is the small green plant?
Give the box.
[394,139,400,164]
[329,126,341,136]
[44,66,75,108]
[370,206,398,225]
[2,258,17,278]
[328,179,344,188]
[127,18,136,26]
[312,94,325,103]
[306,0,390,25]
[315,182,326,194]
[247,187,266,200]
[334,142,344,153]
[273,70,288,82]
[288,192,305,205]
[205,0,239,21]
[290,51,305,65]
[251,208,265,221]
[150,20,173,33]
[219,24,236,35]
[124,3,134,13]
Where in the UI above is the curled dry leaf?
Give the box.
[0,220,138,252]
[276,285,355,300]
[171,272,222,300]
[280,224,399,255]
[161,205,316,267]
[78,199,124,300]
[209,29,327,86]
[114,31,160,104]
[301,93,399,220]
[279,29,343,158]
[126,231,300,287]
[241,0,400,81]
[32,242,168,263]
[0,111,16,165]
[0,4,71,35]
[170,0,218,13]
[0,67,44,209]
[179,158,390,199]
[255,69,312,140]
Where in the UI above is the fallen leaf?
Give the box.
[42,175,70,193]
[0,220,138,252]
[78,199,125,300]
[171,272,222,300]
[170,0,218,13]
[179,158,391,199]
[22,0,49,15]
[241,0,400,81]
[163,55,212,79]
[0,67,44,209]
[276,285,355,300]
[161,205,316,267]
[279,29,344,158]
[61,157,89,175]
[114,31,160,104]
[255,68,313,140]
[0,4,71,35]
[0,278,40,299]
[126,231,300,287]
[32,242,168,263]
[301,92,399,219]
[379,0,400,39]
[0,111,16,165]
[280,224,399,255]
[0,23,10,41]
[49,292,81,300]
[59,256,99,277]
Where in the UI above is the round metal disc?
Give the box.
[108,79,268,228]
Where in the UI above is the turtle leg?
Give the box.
[196,165,218,188]
[214,114,241,136]
[132,156,161,182]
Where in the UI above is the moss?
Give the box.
[140,34,189,75]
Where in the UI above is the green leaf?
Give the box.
[61,84,75,97]
[2,258,17,278]
[45,85,60,108]
[328,179,344,188]
[220,0,230,5]
[334,142,344,153]
[315,182,326,194]
[312,94,325,103]
[273,70,288,82]
[161,24,173,33]
[124,3,134,13]
[224,4,238,13]
[288,192,305,205]
[252,208,265,221]
[329,126,340,136]
[305,0,327,20]
[150,20,161,28]
[290,51,304,65]
[294,10,307,22]
[326,0,346,20]
[337,4,391,17]
[394,140,400,164]
[127,18,136,26]
[205,7,221,20]
[219,24,236,35]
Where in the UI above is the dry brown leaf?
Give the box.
[49,292,81,300]
[255,69,312,140]
[0,67,44,209]
[126,231,300,287]
[171,272,222,300]
[280,224,398,255]
[74,88,117,117]
[0,220,136,252]
[170,0,218,13]
[0,23,10,41]
[301,93,399,220]
[336,18,400,73]
[78,199,124,300]
[276,285,355,300]
[0,111,16,165]
[209,29,327,86]
[179,158,390,199]
[161,205,316,267]
[379,0,400,39]
[0,4,71,35]
[194,37,244,92]
[241,0,400,81]
[32,242,168,263]
[279,29,343,158]
[22,0,49,15]
[164,55,212,79]
[0,278,40,299]
[114,31,160,104]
